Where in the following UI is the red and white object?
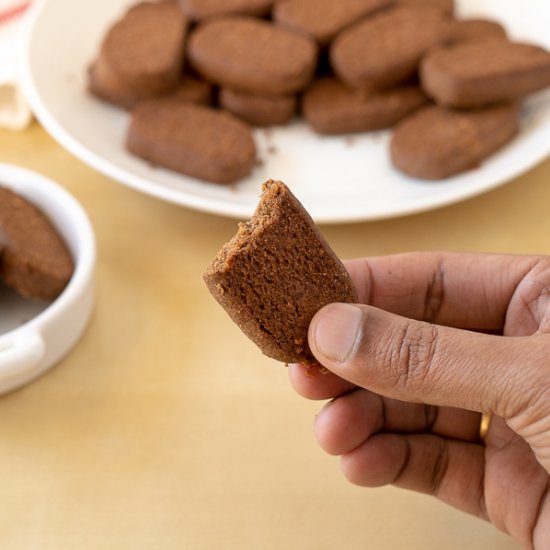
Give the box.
[0,0,32,129]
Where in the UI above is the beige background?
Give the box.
[2,123,547,548]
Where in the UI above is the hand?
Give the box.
[289,252,550,549]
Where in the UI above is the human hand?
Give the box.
[289,253,550,549]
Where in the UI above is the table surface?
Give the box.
[2,122,547,549]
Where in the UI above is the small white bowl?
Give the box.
[0,164,95,394]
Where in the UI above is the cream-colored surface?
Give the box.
[2,124,546,549]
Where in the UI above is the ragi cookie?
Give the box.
[397,0,454,15]
[330,5,450,91]
[188,16,318,95]
[302,77,429,135]
[421,40,550,108]
[179,0,274,21]
[273,0,392,46]
[204,180,358,364]
[0,187,74,300]
[446,19,507,46]
[390,103,520,180]
[88,63,142,110]
[219,88,297,127]
[127,99,257,184]
[167,76,214,106]
[89,1,188,109]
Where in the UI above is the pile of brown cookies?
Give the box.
[89,0,550,183]
[0,187,74,301]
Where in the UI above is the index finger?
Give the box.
[345,252,542,330]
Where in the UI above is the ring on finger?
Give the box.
[479,412,493,444]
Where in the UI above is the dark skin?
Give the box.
[289,252,550,549]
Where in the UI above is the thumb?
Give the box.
[308,303,548,418]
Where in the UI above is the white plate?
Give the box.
[20,0,550,223]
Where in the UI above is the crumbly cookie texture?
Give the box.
[204,180,358,365]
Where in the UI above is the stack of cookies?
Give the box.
[89,0,550,183]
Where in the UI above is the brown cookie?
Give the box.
[188,16,318,95]
[166,76,214,106]
[273,0,392,46]
[179,0,274,21]
[219,88,297,127]
[88,63,140,110]
[390,103,520,180]
[396,0,454,15]
[89,2,188,109]
[204,180,358,364]
[302,77,429,135]
[421,40,550,108]
[330,5,450,91]
[446,18,507,46]
[127,99,257,184]
[0,187,74,300]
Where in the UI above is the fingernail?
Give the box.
[311,303,363,364]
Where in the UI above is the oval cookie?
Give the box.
[446,19,507,46]
[302,77,428,135]
[0,187,74,300]
[179,0,274,21]
[397,0,454,15]
[390,103,520,180]
[220,88,297,127]
[126,99,257,184]
[330,6,450,91]
[188,17,318,95]
[89,2,188,109]
[167,76,214,106]
[273,0,392,46]
[421,40,550,108]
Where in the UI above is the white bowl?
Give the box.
[0,164,95,394]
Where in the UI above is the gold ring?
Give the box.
[479,412,493,443]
